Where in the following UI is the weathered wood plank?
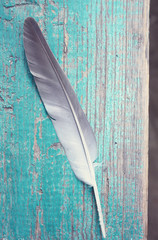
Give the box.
[0,0,149,239]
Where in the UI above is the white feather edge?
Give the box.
[61,80,106,238]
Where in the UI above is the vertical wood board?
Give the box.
[0,0,149,239]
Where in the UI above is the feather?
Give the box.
[23,17,106,238]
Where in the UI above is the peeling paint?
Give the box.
[0,0,148,239]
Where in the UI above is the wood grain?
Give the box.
[0,0,149,239]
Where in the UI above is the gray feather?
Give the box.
[23,17,97,186]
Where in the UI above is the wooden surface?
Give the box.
[0,0,149,239]
[149,0,158,239]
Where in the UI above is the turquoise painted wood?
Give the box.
[0,0,149,239]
